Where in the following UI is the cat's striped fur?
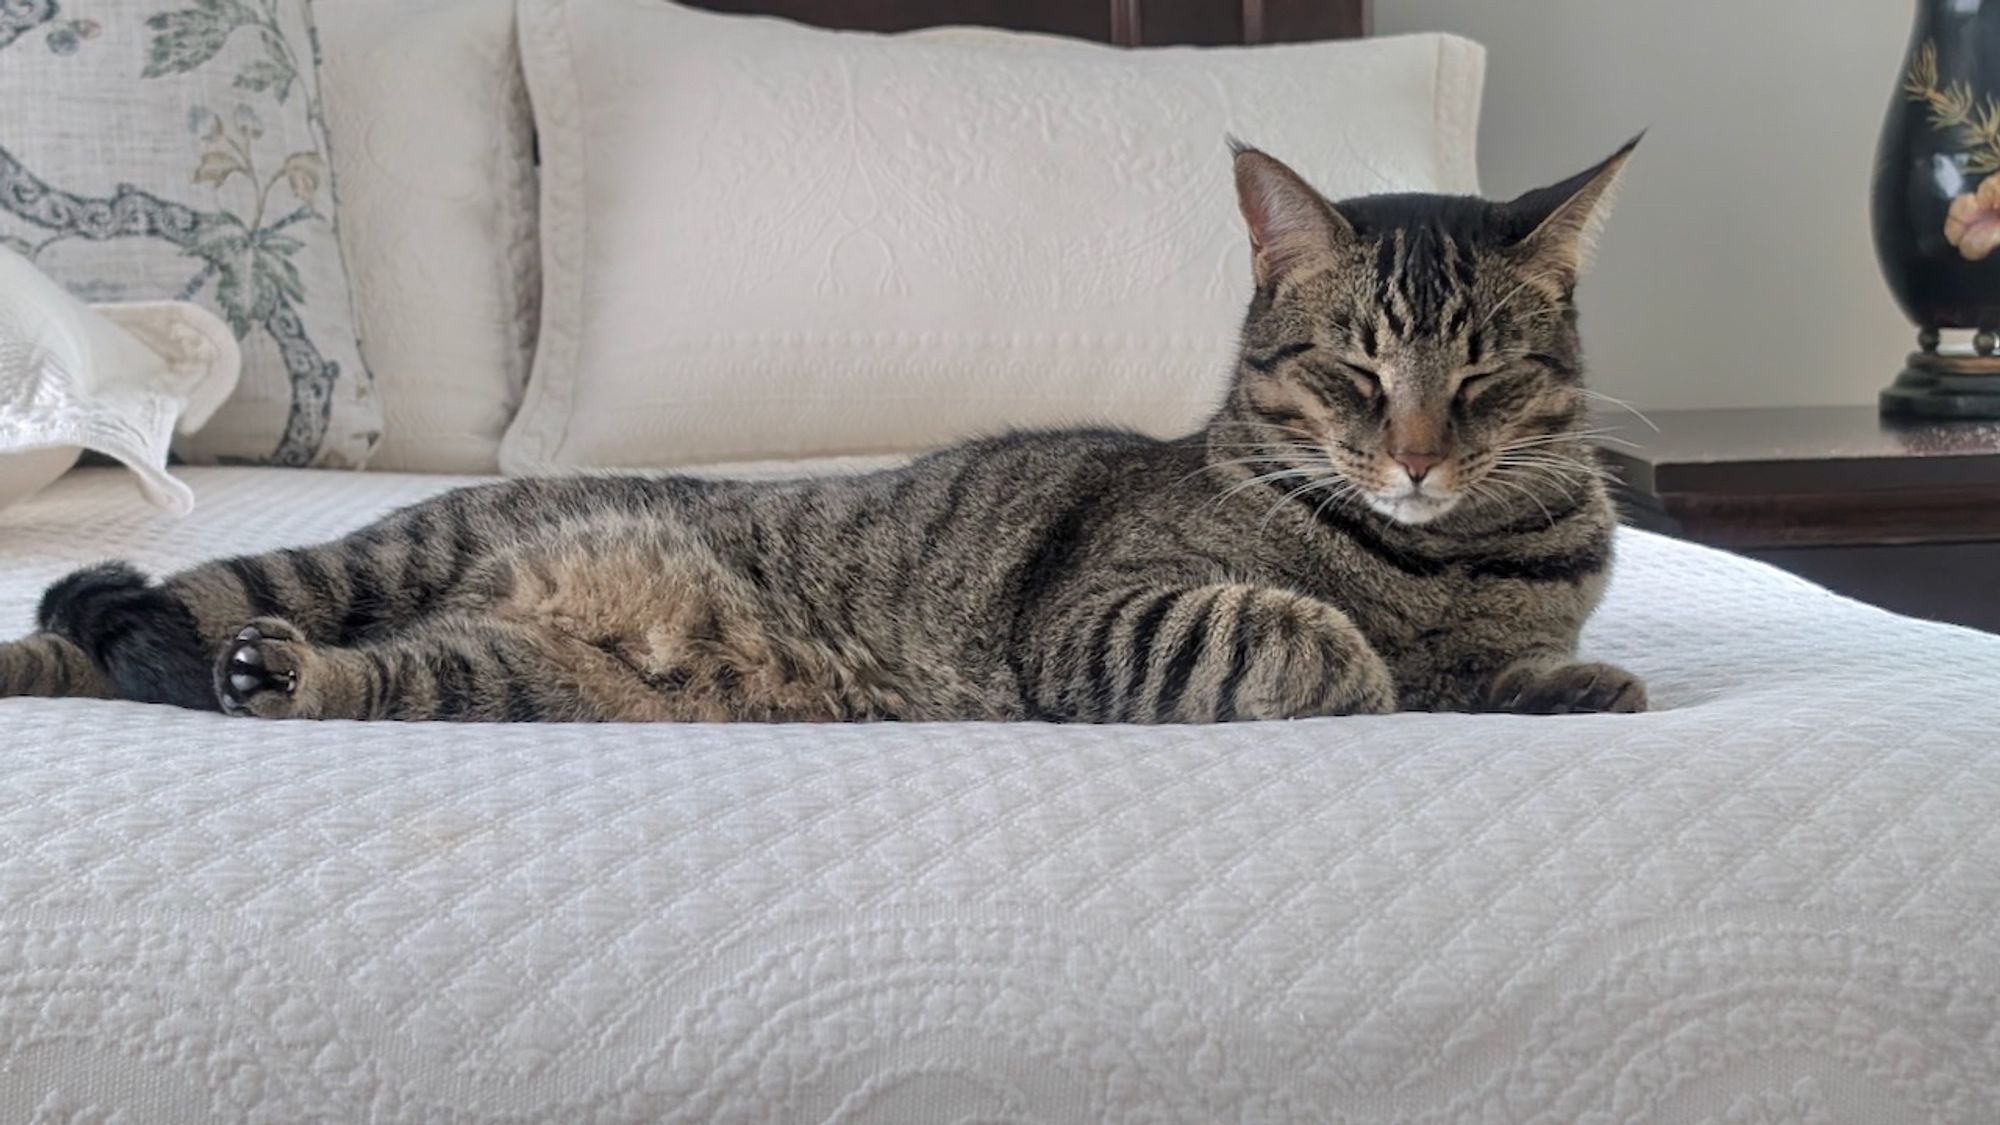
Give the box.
[0,141,1647,722]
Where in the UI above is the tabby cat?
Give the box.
[0,141,1646,722]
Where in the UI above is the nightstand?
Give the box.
[1592,405,2000,634]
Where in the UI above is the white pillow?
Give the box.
[0,245,239,514]
[504,0,1485,472]
[317,0,539,473]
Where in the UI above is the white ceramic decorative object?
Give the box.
[0,246,240,513]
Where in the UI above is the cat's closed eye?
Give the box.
[1453,370,1503,403]
[1334,361,1383,399]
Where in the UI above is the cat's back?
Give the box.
[367,427,1178,582]
[687,426,1185,607]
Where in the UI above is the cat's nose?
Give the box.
[1392,450,1443,483]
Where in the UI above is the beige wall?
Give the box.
[1375,0,1918,411]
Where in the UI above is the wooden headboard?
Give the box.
[681,0,1369,46]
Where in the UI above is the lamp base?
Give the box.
[1880,351,2000,421]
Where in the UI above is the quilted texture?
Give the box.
[4,468,2000,1122]
[316,0,539,473]
[504,0,1485,470]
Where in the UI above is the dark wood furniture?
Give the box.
[1597,406,2000,633]
[682,0,1368,45]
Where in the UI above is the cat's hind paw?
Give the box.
[216,618,309,718]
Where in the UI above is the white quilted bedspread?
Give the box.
[2,468,1999,1124]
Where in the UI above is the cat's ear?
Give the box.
[1232,141,1353,286]
[1506,134,1643,286]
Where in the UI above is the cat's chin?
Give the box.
[1367,492,1461,526]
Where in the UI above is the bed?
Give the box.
[4,466,1999,1122]
[6,1,2000,1121]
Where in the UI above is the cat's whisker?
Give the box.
[1573,432,1640,450]
[1581,389,1660,433]
[1176,456,1311,488]
[1499,446,1601,467]
[1499,454,1610,487]
[1217,464,1321,487]
[1495,464,1593,499]
[1496,429,1626,451]
[1258,476,1347,530]
[1203,444,1328,456]
[1214,467,1321,507]
[1181,441,1329,485]
[1204,457,1318,471]
[1208,420,1327,443]
[1480,471,1555,527]
[1306,480,1368,531]
[1491,441,1593,460]
[1496,428,1632,456]
[1462,478,1516,522]
[1496,444,1611,471]
[1494,462,1588,509]
[1204,442,1329,458]
[1495,307,1571,331]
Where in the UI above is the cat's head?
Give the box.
[1218,138,1638,526]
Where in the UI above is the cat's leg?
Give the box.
[0,631,112,700]
[15,496,497,709]
[8,562,220,708]
[216,613,627,722]
[1031,582,1396,723]
[16,551,373,710]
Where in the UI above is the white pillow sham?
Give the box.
[0,245,239,514]
[317,0,539,473]
[504,0,1485,471]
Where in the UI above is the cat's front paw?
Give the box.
[1488,661,1647,715]
[1341,647,1399,716]
[216,618,310,718]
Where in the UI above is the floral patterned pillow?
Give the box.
[0,0,379,467]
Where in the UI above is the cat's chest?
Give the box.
[1314,504,1614,635]
[1340,566,1488,637]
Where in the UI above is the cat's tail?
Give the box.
[1,562,218,710]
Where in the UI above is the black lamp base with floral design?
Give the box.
[1874,2,2000,420]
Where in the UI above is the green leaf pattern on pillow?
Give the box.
[0,1,62,52]
[0,0,377,467]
